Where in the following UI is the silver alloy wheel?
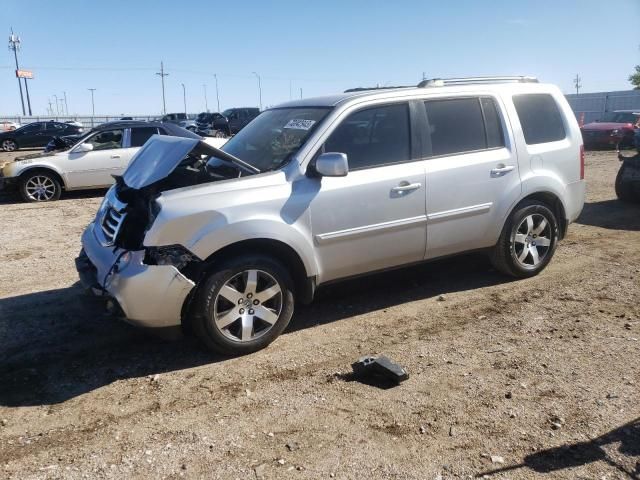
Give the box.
[512,213,552,269]
[25,175,57,201]
[2,140,16,152]
[213,269,283,342]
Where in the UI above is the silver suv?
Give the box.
[77,76,585,355]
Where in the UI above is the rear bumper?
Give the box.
[565,179,586,224]
[77,223,195,328]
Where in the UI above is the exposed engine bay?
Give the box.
[105,136,257,250]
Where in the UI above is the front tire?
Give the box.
[19,170,62,202]
[2,139,17,152]
[192,255,295,355]
[491,200,559,278]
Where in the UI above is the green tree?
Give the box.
[630,65,640,90]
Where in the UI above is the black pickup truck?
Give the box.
[195,108,260,137]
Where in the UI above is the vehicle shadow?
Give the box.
[0,189,107,206]
[576,199,640,231]
[476,417,640,478]
[0,253,510,407]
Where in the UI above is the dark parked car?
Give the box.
[0,121,84,152]
[195,108,260,136]
[581,110,640,149]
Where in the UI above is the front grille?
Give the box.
[101,206,126,246]
[98,188,127,247]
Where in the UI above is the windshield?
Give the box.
[599,112,639,124]
[210,107,331,172]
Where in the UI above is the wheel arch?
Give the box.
[18,166,67,190]
[180,237,315,333]
[512,191,568,239]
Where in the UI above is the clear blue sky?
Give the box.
[1,0,638,116]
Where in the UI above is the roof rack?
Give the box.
[417,76,538,88]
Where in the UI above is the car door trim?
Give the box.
[427,202,493,223]
[315,215,427,244]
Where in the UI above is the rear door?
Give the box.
[422,96,521,259]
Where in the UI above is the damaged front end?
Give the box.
[77,135,251,329]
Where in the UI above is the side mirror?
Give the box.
[75,143,94,153]
[315,152,348,177]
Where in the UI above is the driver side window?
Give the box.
[86,129,124,151]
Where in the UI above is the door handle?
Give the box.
[111,154,121,159]
[391,182,422,193]
[490,165,515,175]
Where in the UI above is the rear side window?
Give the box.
[425,97,504,156]
[513,94,565,145]
[131,127,159,147]
[324,103,411,170]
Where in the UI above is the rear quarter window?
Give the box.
[513,94,566,145]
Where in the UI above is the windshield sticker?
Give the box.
[284,119,316,130]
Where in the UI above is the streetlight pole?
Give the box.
[213,74,220,112]
[156,61,169,115]
[53,94,59,116]
[88,88,96,126]
[63,91,69,116]
[8,29,25,116]
[181,83,187,115]
[252,71,262,110]
[203,84,208,111]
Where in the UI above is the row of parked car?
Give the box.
[0,107,259,153]
[159,108,260,137]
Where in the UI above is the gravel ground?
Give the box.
[0,150,638,479]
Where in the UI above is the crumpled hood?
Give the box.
[122,134,248,190]
[120,134,233,189]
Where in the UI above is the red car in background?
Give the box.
[581,110,640,149]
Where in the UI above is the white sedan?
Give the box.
[0,121,226,202]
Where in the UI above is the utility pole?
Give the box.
[574,74,582,95]
[53,94,59,116]
[47,98,53,116]
[252,71,262,110]
[213,73,220,112]
[203,84,208,111]
[422,71,426,81]
[88,88,96,126]
[8,29,25,116]
[156,61,169,115]
[181,83,187,115]
[63,91,69,116]
[24,79,32,116]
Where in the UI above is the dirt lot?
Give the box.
[0,150,638,480]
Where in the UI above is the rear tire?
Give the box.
[615,165,637,202]
[19,170,62,202]
[192,254,295,356]
[491,200,559,278]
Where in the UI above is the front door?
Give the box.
[64,128,131,188]
[308,102,427,283]
[422,96,522,259]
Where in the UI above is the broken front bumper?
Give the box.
[76,222,195,329]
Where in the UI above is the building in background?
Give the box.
[565,90,640,125]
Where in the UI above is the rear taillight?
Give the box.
[579,145,585,180]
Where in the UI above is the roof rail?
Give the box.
[417,76,538,88]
